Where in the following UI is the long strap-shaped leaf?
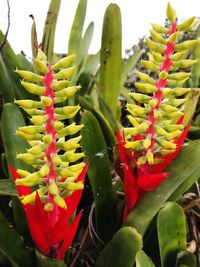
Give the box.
[41,0,61,63]
[0,211,33,267]
[68,0,87,55]
[81,111,117,242]
[99,3,122,118]
[95,227,142,267]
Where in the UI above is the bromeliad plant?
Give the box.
[10,49,87,260]
[117,3,199,219]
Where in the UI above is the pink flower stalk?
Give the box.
[117,3,198,220]
[12,49,87,259]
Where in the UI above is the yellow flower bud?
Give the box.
[16,169,30,177]
[167,2,176,23]
[30,115,48,126]
[55,97,67,104]
[168,130,182,139]
[151,23,169,34]
[52,54,76,71]
[159,70,168,80]
[140,60,160,71]
[34,58,48,74]
[129,93,151,103]
[39,164,50,177]
[175,40,198,51]
[146,39,165,54]
[15,171,43,186]
[127,115,139,127]
[138,122,149,132]
[160,149,174,156]
[150,30,167,45]
[151,52,164,63]
[169,32,180,44]
[136,71,156,85]
[173,59,198,69]
[157,139,176,149]
[168,72,191,80]
[55,86,80,98]
[153,110,163,119]
[62,106,80,117]
[149,99,158,108]
[123,127,138,137]
[165,124,183,132]
[23,108,44,116]
[137,156,146,165]
[178,16,196,31]
[14,100,42,109]
[51,121,64,131]
[57,136,81,151]
[28,143,45,155]
[143,135,152,149]
[127,104,148,117]
[161,88,173,97]
[146,150,154,165]
[51,154,62,166]
[65,181,84,191]
[52,80,69,91]
[54,195,67,209]
[44,203,54,212]
[19,125,44,135]
[173,88,191,96]
[21,191,36,205]
[43,134,53,144]
[15,69,43,83]
[49,182,59,195]
[36,49,47,63]
[125,140,141,149]
[58,167,74,177]
[160,104,178,113]
[62,151,84,163]
[167,110,183,119]
[21,81,45,96]
[16,153,36,164]
[155,125,168,137]
[41,96,52,106]
[67,162,85,172]
[54,67,75,80]
[59,123,84,137]
[134,83,157,94]
[170,51,187,61]
[16,130,41,141]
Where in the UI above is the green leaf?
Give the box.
[0,180,18,196]
[36,250,66,267]
[183,89,200,127]
[124,141,200,236]
[41,0,61,63]
[121,49,142,87]
[191,40,200,88]
[136,251,155,267]
[68,0,87,55]
[96,227,142,267]
[81,111,117,242]
[30,15,39,59]
[0,211,34,267]
[73,22,94,80]
[79,96,117,149]
[157,202,187,267]
[99,4,122,118]
[175,250,197,267]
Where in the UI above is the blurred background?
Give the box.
[0,0,199,58]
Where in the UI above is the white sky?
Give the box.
[0,0,199,58]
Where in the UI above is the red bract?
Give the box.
[9,164,87,260]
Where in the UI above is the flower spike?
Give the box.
[118,3,198,220]
[12,49,87,259]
